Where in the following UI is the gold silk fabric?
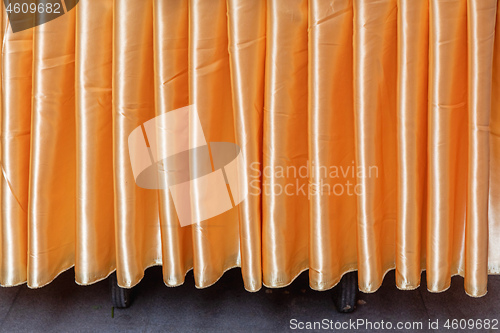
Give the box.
[1,0,500,297]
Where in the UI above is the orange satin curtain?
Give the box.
[0,0,499,298]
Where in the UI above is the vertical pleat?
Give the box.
[75,0,115,285]
[308,0,357,291]
[427,0,468,293]
[153,0,193,287]
[353,0,398,292]
[113,0,161,288]
[1,4,32,286]
[465,0,497,297]
[395,0,429,290]
[28,10,76,287]
[262,0,309,288]
[188,0,240,288]
[489,0,500,279]
[227,0,266,291]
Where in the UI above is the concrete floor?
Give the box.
[0,267,498,332]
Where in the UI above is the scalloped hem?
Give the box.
[3,262,499,297]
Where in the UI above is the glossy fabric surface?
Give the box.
[1,0,500,297]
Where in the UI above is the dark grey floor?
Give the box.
[0,266,498,333]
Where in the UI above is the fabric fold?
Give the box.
[153,0,193,288]
[113,0,160,288]
[427,0,468,293]
[465,0,497,297]
[29,9,77,288]
[188,0,240,289]
[395,0,429,291]
[308,0,357,291]
[227,0,266,292]
[75,0,115,285]
[353,0,398,292]
[262,0,309,288]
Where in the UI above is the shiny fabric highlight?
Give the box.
[0,0,499,297]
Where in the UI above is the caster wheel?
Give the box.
[110,272,133,308]
[332,271,358,313]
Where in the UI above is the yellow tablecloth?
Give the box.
[1,0,499,297]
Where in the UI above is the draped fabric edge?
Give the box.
[8,263,500,298]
